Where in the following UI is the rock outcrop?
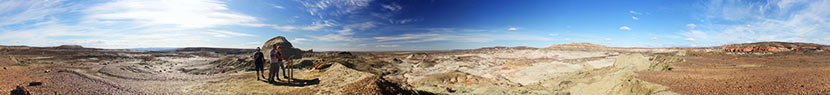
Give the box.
[261,36,304,60]
[563,54,677,95]
[314,63,382,94]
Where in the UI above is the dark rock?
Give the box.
[446,87,456,93]
[28,82,42,86]
[9,86,30,95]
[392,58,403,64]
[338,52,352,56]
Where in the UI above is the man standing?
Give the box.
[268,45,288,83]
[252,47,265,80]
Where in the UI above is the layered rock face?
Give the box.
[261,36,304,60]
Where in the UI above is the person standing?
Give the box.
[268,45,288,83]
[252,47,265,80]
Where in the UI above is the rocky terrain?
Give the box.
[2,37,828,94]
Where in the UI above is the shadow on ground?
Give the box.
[263,78,320,87]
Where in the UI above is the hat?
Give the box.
[256,47,260,50]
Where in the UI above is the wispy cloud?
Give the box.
[629,10,642,15]
[619,26,631,30]
[381,3,402,12]
[272,23,328,31]
[290,38,309,43]
[686,24,696,29]
[310,34,360,42]
[548,33,559,36]
[375,33,441,42]
[507,27,518,31]
[300,0,372,18]
[0,0,266,48]
[84,0,262,29]
[682,0,830,45]
[685,38,696,41]
[631,16,639,20]
[205,30,254,38]
[371,28,552,45]
[0,0,69,27]
[335,28,354,35]
[376,44,400,47]
[272,5,285,9]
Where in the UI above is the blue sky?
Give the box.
[0,0,828,51]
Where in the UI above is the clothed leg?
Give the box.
[278,62,287,78]
[268,62,277,82]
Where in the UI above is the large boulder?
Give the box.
[262,36,304,60]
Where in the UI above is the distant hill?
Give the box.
[176,47,254,54]
[719,41,826,48]
[128,48,180,51]
[548,43,609,48]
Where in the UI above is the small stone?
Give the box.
[445,87,456,93]
[28,82,42,86]
[44,70,50,73]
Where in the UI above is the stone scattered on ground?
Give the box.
[10,86,30,95]
[27,82,42,86]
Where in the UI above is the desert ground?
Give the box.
[2,37,829,95]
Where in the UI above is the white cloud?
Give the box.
[246,42,261,45]
[548,33,559,36]
[344,21,377,30]
[651,37,658,41]
[390,18,420,24]
[632,16,639,20]
[619,26,631,30]
[605,38,613,41]
[508,27,518,31]
[310,34,359,42]
[685,38,696,41]
[376,44,400,48]
[335,28,354,35]
[84,0,262,29]
[686,24,696,29]
[271,21,332,31]
[0,0,68,26]
[375,33,441,42]
[290,38,309,43]
[205,30,254,38]
[272,5,285,9]
[381,3,402,12]
[372,31,552,45]
[300,0,371,18]
[629,10,642,15]
[682,0,830,45]
[0,0,267,48]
